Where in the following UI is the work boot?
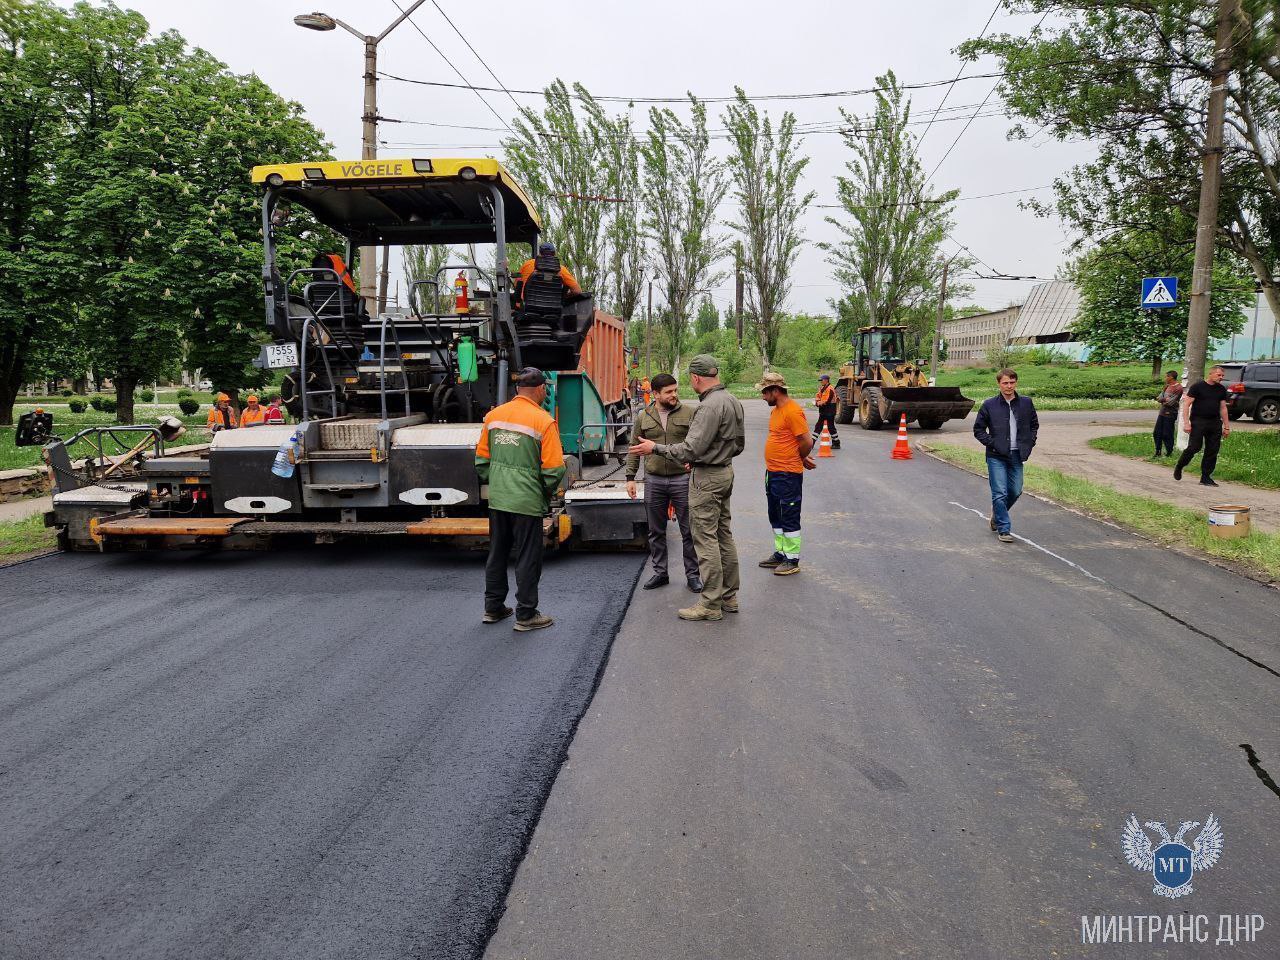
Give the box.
[643,574,669,590]
[832,440,841,449]
[997,532,1015,543]
[721,597,739,613]
[514,612,554,632]
[482,606,513,624]
[677,603,723,622]
[758,552,785,568]
[687,576,704,593]
[774,558,800,576]
[1173,462,1184,481]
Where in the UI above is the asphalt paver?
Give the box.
[0,544,641,960]
[487,400,1280,960]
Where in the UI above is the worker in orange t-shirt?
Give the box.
[515,242,581,307]
[756,371,814,576]
[239,394,267,426]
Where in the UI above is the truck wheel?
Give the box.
[835,389,855,424]
[917,416,945,430]
[859,389,883,430]
[1255,397,1280,424]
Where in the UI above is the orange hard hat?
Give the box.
[246,394,259,402]
[217,392,230,402]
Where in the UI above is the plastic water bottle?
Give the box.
[271,428,302,478]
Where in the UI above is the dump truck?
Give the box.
[23,158,645,551]
[834,325,975,430]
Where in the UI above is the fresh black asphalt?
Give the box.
[487,401,1280,960]
[0,544,641,960]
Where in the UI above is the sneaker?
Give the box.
[677,604,723,622]
[774,558,801,576]
[1200,478,1219,487]
[1173,463,1183,481]
[758,552,785,568]
[721,597,739,613]
[482,606,513,624]
[997,532,1015,543]
[642,574,669,590]
[514,613,554,632]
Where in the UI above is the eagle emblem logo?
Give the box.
[1122,814,1223,899]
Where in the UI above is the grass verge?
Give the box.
[0,514,56,560]
[923,441,1280,583]
[1089,430,1280,491]
[2,406,209,471]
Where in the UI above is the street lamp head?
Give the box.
[293,12,336,30]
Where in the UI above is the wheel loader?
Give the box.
[834,325,974,430]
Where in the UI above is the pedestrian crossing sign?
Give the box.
[1141,276,1178,308]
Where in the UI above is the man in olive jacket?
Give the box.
[629,354,746,622]
[475,367,566,631]
[625,372,702,593]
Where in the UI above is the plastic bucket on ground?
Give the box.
[1208,504,1251,539]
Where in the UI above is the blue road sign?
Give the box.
[1141,276,1178,309]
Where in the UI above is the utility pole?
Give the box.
[378,245,390,312]
[931,255,954,382]
[734,243,744,348]
[1183,0,1238,385]
[646,280,653,378]
[295,3,429,311]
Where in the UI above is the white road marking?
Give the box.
[947,501,1105,582]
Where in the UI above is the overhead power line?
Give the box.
[916,0,1002,149]
[425,0,522,114]
[813,184,1056,210]
[387,0,512,133]
[377,66,1042,103]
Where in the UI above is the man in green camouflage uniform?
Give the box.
[628,354,745,621]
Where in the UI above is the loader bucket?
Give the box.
[878,386,975,425]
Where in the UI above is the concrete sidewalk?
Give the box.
[943,408,1280,533]
[0,495,50,524]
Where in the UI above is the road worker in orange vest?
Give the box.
[206,392,238,432]
[813,374,840,449]
[239,394,267,426]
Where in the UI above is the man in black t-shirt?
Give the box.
[1173,365,1231,486]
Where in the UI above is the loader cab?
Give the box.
[856,326,907,376]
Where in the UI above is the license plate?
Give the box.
[265,342,298,369]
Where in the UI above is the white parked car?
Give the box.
[197,379,213,391]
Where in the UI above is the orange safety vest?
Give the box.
[324,254,357,293]
[816,384,836,406]
[206,405,238,430]
[240,405,267,426]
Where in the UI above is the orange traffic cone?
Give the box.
[818,425,834,458]
[891,413,912,460]
[668,503,676,522]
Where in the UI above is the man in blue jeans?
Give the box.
[973,368,1039,543]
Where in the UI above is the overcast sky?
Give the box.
[90,0,1097,318]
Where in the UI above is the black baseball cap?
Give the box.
[515,366,546,387]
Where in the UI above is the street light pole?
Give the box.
[295,2,429,310]
[931,252,959,381]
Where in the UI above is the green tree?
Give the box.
[960,0,1280,372]
[1071,224,1249,376]
[504,80,611,294]
[722,89,815,368]
[694,296,720,336]
[640,97,729,373]
[177,65,333,404]
[585,102,646,325]
[402,244,450,313]
[822,72,962,350]
[0,0,76,423]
